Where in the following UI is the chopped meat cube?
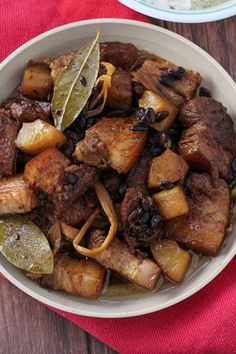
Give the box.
[24,148,70,197]
[100,42,137,71]
[0,112,19,177]
[59,201,93,227]
[127,151,151,188]
[165,173,230,256]
[8,97,51,122]
[42,255,105,298]
[88,230,161,290]
[100,169,120,202]
[133,58,202,107]
[0,175,38,215]
[106,69,132,111]
[58,163,98,205]
[73,117,147,173]
[178,97,235,180]
[148,149,189,188]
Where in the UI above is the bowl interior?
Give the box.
[0,19,235,318]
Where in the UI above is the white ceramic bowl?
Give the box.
[0,19,235,318]
[118,0,236,23]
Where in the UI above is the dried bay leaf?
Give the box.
[0,215,54,274]
[52,32,100,131]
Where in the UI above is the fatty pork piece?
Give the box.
[106,69,132,111]
[165,173,230,256]
[133,58,202,107]
[60,200,93,227]
[42,255,105,298]
[0,175,38,215]
[0,111,19,177]
[24,148,98,206]
[88,230,161,290]
[178,97,235,180]
[8,97,51,122]
[73,117,147,173]
[121,185,163,250]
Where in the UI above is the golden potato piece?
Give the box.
[148,149,189,188]
[24,148,70,196]
[73,117,147,173]
[0,175,38,215]
[165,173,230,256]
[139,90,179,132]
[152,186,189,220]
[20,62,53,100]
[16,119,66,155]
[151,239,191,283]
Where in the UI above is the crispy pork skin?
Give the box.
[0,112,18,177]
[73,117,147,173]
[42,255,105,298]
[178,97,235,180]
[165,173,230,256]
[89,230,161,289]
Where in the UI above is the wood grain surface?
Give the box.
[0,15,235,354]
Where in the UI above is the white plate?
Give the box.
[0,19,235,318]
[118,0,236,23]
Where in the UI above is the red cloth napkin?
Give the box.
[0,1,236,353]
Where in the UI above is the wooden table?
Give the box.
[0,16,235,354]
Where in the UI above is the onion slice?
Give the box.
[47,219,62,256]
[73,181,118,256]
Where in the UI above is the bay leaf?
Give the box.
[52,32,100,131]
[0,215,54,274]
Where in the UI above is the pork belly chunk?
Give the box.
[0,112,19,177]
[89,230,161,290]
[42,255,105,298]
[165,173,230,256]
[100,42,137,71]
[106,69,132,111]
[9,97,51,122]
[73,117,147,173]
[178,97,235,180]
[133,58,201,107]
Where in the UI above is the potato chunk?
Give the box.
[73,117,147,173]
[20,62,53,100]
[139,90,179,132]
[0,175,38,215]
[165,173,230,256]
[24,148,70,196]
[42,256,105,299]
[151,239,191,283]
[148,149,189,188]
[16,119,66,155]
[152,186,189,220]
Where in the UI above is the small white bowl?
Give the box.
[118,0,236,23]
[0,19,235,318]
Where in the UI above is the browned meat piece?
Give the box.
[100,42,137,71]
[24,148,70,197]
[106,69,132,111]
[8,97,51,122]
[178,97,235,180]
[60,200,93,227]
[73,117,147,173]
[57,164,98,206]
[44,52,75,82]
[0,112,19,177]
[88,230,161,290]
[41,255,105,298]
[165,173,230,256]
[126,151,151,188]
[100,169,120,202]
[0,175,38,215]
[133,59,201,107]
[121,186,163,249]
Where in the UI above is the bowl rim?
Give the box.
[118,0,236,23]
[0,18,235,318]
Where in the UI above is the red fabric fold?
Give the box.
[0,1,235,353]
